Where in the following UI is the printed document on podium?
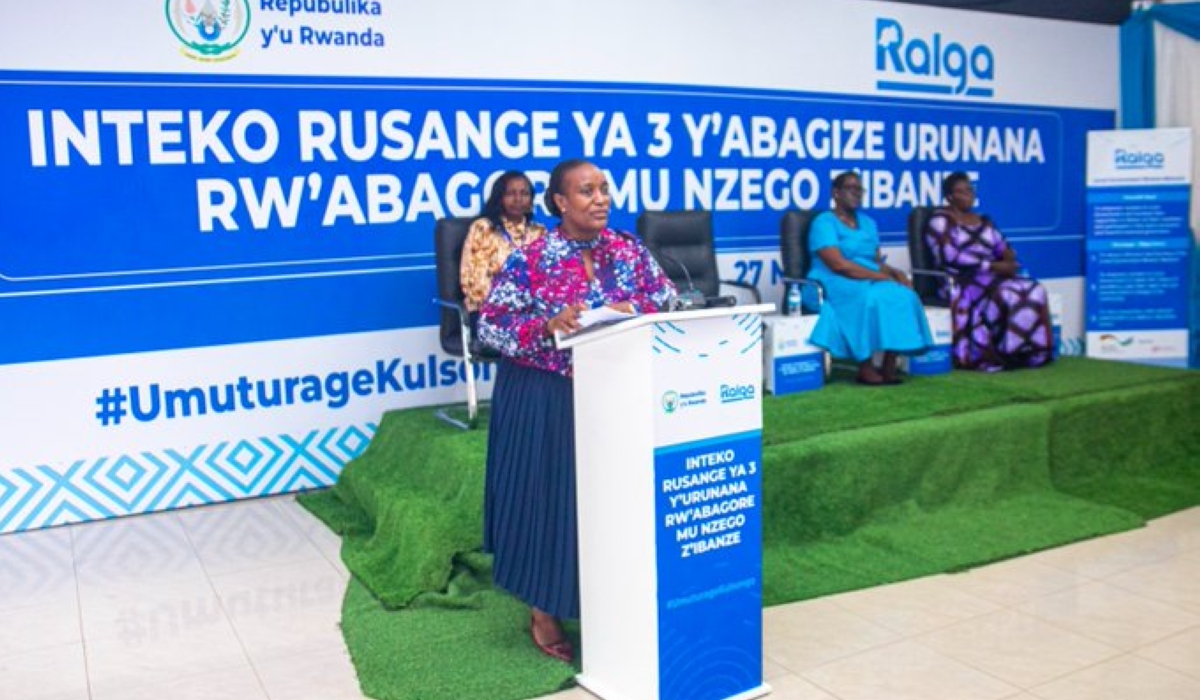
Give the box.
[554,306,636,346]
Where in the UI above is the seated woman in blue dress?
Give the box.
[807,171,933,385]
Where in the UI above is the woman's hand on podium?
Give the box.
[546,303,586,338]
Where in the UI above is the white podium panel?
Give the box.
[762,315,824,394]
[562,306,772,700]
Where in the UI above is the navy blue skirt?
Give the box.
[484,360,579,619]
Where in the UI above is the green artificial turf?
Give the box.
[1046,381,1200,518]
[313,409,490,608]
[298,357,1200,700]
[762,356,1194,445]
[340,553,578,700]
[761,403,1055,542]
[763,492,1145,603]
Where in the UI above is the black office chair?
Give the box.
[636,210,762,306]
[432,216,500,429]
[778,209,833,376]
[778,209,824,314]
[906,206,957,307]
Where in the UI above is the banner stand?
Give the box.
[1085,128,1194,367]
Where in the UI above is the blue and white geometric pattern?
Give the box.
[0,423,375,534]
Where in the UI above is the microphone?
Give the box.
[704,295,739,308]
[649,247,706,311]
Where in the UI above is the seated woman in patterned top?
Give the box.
[459,170,547,314]
[924,171,1054,372]
[477,159,675,663]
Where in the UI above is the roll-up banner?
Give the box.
[1085,128,1193,368]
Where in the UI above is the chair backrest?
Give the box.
[433,216,477,357]
[636,210,719,298]
[906,206,940,303]
[779,209,818,280]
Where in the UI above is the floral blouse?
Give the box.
[478,227,676,377]
[459,217,547,312]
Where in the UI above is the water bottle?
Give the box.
[785,283,802,316]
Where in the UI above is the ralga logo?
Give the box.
[875,18,995,97]
[1114,149,1165,169]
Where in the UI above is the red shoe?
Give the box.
[530,617,574,663]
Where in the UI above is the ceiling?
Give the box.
[885,0,1133,25]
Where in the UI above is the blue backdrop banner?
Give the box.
[1,71,1112,365]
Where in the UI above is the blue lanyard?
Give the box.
[496,222,516,245]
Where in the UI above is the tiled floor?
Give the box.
[2,496,1198,700]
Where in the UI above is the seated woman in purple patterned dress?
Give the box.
[923,172,1054,372]
[477,159,675,663]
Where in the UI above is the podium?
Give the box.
[557,304,774,700]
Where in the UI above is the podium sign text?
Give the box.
[654,433,762,700]
[652,314,764,700]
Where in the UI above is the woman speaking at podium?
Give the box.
[477,159,674,662]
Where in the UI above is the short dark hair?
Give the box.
[544,158,591,218]
[482,170,534,227]
[832,170,860,190]
[941,171,972,199]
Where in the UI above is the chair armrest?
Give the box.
[908,268,958,305]
[909,267,952,281]
[433,297,502,362]
[909,266,956,286]
[911,267,1028,283]
[719,278,763,304]
[432,297,468,315]
[432,297,478,360]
